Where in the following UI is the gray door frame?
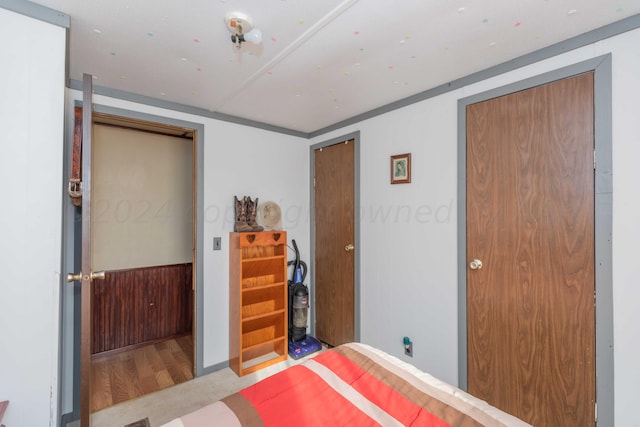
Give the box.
[457,55,613,425]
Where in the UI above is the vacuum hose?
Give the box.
[288,239,308,342]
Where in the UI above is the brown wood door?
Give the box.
[314,140,355,347]
[79,73,99,426]
[466,73,595,427]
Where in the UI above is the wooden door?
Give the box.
[78,73,100,426]
[314,140,355,346]
[466,73,595,426]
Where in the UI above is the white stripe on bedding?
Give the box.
[343,343,532,427]
[304,359,404,427]
[162,400,243,427]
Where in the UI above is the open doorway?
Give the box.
[90,114,193,411]
[68,106,205,414]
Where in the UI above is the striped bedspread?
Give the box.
[161,343,531,427]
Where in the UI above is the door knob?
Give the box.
[66,270,106,282]
[91,271,106,280]
[345,243,355,252]
[67,272,82,282]
[469,259,483,270]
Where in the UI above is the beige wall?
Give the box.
[92,124,193,271]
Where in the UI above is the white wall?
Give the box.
[311,27,640,426]
[0,8,65,427]
[196,116,310,368]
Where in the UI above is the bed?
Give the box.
[161,342,531,427]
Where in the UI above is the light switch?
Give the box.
[213,237,221,250]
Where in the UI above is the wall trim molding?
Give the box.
[0,0,69,27]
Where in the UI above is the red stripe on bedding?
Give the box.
[312,350,451,427]
[240,365,382,427]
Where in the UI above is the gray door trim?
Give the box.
[309,131,361,342]
[457,54,613,425]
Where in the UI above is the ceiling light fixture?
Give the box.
[225,12,262,49]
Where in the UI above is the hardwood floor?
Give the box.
[91,334,194,412]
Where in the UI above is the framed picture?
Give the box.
[390,153,411,184]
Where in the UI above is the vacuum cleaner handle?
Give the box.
[292,239,300,268]
[289,239,307,283]
[298,261,307,283]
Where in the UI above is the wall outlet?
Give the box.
[213,237,221,250]
[405,341,413,357]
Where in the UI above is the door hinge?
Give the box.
[595,401,597,423]
[314,177,316,188]
[594,150,596,170]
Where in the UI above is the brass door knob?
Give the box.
[91,271,106,280]
[67,272,82,282]
[469,259,483,270]
[66,271,106,282]
[345,243,355,252]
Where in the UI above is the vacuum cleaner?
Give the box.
[287,239,323,359]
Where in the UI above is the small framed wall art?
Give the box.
[390,153,411,184]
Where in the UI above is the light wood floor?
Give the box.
[91,334,194,412]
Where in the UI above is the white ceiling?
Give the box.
[27,0,640,134]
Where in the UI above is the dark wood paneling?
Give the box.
[92,263,193,354]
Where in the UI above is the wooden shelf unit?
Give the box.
[229,231,288,376]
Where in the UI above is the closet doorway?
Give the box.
[72,107,199,413]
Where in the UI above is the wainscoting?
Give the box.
[92,263,193,354]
